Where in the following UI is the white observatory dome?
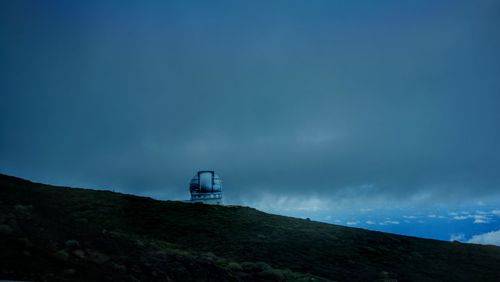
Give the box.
[189,170,223,204]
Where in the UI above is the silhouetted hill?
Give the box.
[1,173,500,281]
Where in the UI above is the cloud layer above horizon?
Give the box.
[1,0,500,212]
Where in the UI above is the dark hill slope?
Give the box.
[1,174,500,281]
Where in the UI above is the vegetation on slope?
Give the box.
[1,173,500,281]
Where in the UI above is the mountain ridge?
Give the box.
[1,173,500,281]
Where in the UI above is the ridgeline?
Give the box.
[1,173,500,281]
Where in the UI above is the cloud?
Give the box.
[365,221,376,225]
[473,215,490,224]
[246,193,332,213]
[379,220,400,225]
[451,214,491,223]
[468,230,500,246]
[491,210,500,216]
[1,0,500,215]
[450,233,466,242]
[346,221,360,226]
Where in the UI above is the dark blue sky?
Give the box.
[1,0,500,242]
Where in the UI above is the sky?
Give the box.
[1,0,500,244]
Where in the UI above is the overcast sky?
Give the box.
[2,1,500,216]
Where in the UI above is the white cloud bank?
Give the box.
[379,220,400,225]
[451,213,492,224]
[450,233,466,242]
[468,230,500,246]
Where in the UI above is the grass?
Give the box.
[1,173,500,281]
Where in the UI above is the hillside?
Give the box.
[1,174,500,281]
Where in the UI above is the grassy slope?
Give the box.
[1,174,500,281]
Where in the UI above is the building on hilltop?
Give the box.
[189,170,223,205]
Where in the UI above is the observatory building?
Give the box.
[189,170,223,205]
